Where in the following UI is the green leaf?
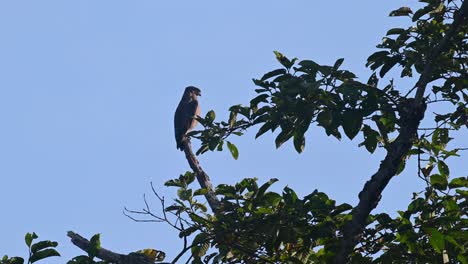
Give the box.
[205,110,216,123]
[189,214,208,225]
[437,160,450,177]
[333,58,344,69]
[164,205,183,212]
[193,202,207,212]
[177,188,192,201]
[361,92,378,116]
[29,249,60,263]
[430,174,448,190]
[261,69,286,81]
[208,137,219,151]
[88,233,101,259]
[196,144,209,155]
[191,233,210,257]
[179,226,199,238]
[318,65,333,76]
[359,125,379,153]
[256,122,273,138]
[25,233,38,247]
[444,199,459,214]
[275,129,293,148]
[396,158,406,175]
[401,64,413,77]
[432,128,450,146]
[342,110,363,140]
[379,56,399,78]
[425,228,444,253]
[449,177,468,188]
[407,197,425,213]
[367,72,379,87]
[412,5,432,21]
[389,7,412,16]
[67,255,92,264]
[262,192,282,207]
[164,179,182,187]
[375,213,393,225]
[216,140,224,151]
[226,141,239,160]
[456,189,468,196]
[193,188,208,196]
[298,60,319,69]
[250,94,269,107]
[183,171,195,184]
[332,203,353,215]
[317,110,333,127]
[336,70,356,80]
[273,51,295,69]
[31,241,58,254]
[386,28,406,35]
[257,178,279,198]
[283,187,298,205]
[4,257,24,264]
[457,254,468,264]
[421,164,434,177]
[228,112,237,128]
[293,131,305,153]
[366,51,389,67]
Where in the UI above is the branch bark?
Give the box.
[182,139,220,212]
[67,231,156,264]
[334,2,468,263]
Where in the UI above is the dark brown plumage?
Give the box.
[174,86,201,150]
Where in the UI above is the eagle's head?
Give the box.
[184,86,201,99]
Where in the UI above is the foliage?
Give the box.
[2,233,164,264]
[174,0,467,262]
[156,173,467,263]
[1,232,60,264]
[67,233,108,264]
[3,0,467,263]
[191,0,466,160]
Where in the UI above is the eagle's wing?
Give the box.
[174,100,199,150]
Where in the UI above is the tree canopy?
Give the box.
[2,0,467,263]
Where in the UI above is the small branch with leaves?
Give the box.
[67,231,164,264]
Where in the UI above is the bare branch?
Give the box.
[123,189,187,232]
[181,139,220,212]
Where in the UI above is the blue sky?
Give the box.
[0,1,466,262]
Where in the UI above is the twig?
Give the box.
[170,236,212,264]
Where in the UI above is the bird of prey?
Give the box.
[174,86,201,151]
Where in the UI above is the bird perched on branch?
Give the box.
[174,86,201,151]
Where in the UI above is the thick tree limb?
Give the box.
[182,139,220,212]
[334,2,468,263]
[67,231,155,264]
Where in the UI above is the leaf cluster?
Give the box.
[1,233,60,264]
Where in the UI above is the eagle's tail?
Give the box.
[176,134,185,151]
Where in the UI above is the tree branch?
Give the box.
[67,231,156,264]
[414,1,468,103]
[334,2,468,263]
[182,139,220,212]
